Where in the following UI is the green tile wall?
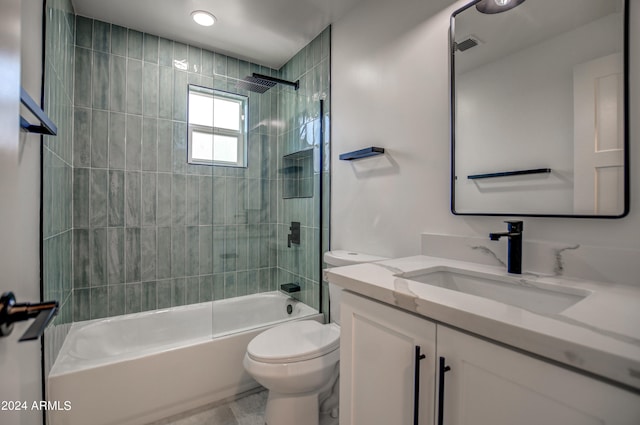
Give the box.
[44,11,331,330]
[69,17,287,320]
[43,0,75,379]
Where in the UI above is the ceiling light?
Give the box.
[476,0,525,14]
[191,10,216,27]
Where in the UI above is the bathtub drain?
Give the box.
[286,304,293,315]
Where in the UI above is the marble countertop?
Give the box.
[325,255,640,391]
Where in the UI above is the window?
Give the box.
[187,85,248,167]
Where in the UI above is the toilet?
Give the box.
[243,250,388,425]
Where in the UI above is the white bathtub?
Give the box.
[48,291,321,425]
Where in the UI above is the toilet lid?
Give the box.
[247,321,339,364]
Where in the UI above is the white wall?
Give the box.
[331,0,640,259]
[0,0,44,424]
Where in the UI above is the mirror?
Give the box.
[450,0,628,217]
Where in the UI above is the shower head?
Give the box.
[236,73,300,93]
[236,75,278,93]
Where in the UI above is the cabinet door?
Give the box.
[436,325,640,425]
[341,291,436,425]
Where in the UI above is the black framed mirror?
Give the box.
[450,0,629,217]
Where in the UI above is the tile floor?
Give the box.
[146,388,340,425]
[147,389,268,425]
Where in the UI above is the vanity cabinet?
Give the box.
[437,325,640,425]
[340,291,436,425]
[341,291,640,425]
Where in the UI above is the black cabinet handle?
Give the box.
[438,356,451,425]
[414,346,426,425]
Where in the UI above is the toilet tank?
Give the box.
[324,250,388,325]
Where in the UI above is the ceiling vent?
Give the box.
[455,36,482,52]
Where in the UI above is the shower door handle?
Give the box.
[413,345,426,425]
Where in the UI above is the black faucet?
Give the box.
[489,220,523,274]
[287,222,300,248]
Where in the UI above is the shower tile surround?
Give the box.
[43,4,331,374]
[69,17,283,321]
[69,18,330,320]
[43,0,75,377]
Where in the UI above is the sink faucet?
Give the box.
[489,220,523,274]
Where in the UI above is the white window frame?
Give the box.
[187,85,248,167]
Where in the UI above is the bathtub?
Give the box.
[48,291,321,425]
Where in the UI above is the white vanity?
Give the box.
[325,256,640,425]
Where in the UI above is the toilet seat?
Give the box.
[247,321,339,364]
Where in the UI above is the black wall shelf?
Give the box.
[467,168,551,180]
[339,147,385,161]
[19,87,57,136]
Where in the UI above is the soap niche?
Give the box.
[281,149,313,199]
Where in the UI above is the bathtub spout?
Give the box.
[280,283,301,294]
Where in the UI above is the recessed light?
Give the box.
[191,10,216,27]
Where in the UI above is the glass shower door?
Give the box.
[276,89,325,314]
[210,82,328,337]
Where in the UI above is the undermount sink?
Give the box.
[398,267,590,315]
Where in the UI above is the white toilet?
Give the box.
[243,250,388,425]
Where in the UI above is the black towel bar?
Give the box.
[20,87,58,136]
[467,168,551,180]
[339,147,385,161]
